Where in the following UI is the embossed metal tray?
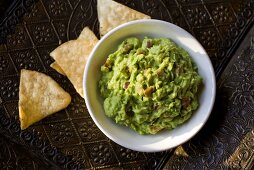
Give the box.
[0,0,253,169]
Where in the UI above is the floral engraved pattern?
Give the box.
[8,30,25,46]
[184,6,212,27]
[88,143,117,166]
[64,146,85,161]
[50,1,67,16]
[45,0,71,19]
[221,48,254,109]
[44,122,79,146]
[118,147,139,161]
[6,26,32,49]
[231,82,254,106]
[27,23,58,46]
[16,51,36,68]
[34,25,55,44]
[0,78,19,101]
[211,4,234,24]
[63,146,91,168]
[73,118,105,142]
[201,30,217,48]
[11,49,43,71]
[24,3,40,18]
[195,28,220,49]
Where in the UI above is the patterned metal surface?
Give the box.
[0,134,55,169]
[0,0,253,169]
[164,24,254,170]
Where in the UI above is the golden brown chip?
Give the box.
[50,38,98,97]
[50,62,66,76]
[78,27,98,42]
[97,0,151,37]
[50,27,98,76]
[19,69,71,130]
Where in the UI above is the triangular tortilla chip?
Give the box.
[78,27,98,42]
[50,27,98,76]
[50,38,98,97]
[50,62,66,75]
[97,0,151,37]
[19,69,71,130]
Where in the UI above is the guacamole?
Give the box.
[99,37,202,134]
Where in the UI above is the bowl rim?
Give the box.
[83,19,216,152]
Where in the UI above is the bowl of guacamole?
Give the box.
[99,37,202,135]
[83,19,216,152]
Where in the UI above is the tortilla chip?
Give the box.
[50,38,98,97]
[97,0,151,37]
[19,69,71,130]
[78,27,98,42]
[50,27,98,76]
[50,62,66,76]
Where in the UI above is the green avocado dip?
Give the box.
[98,37,202,135]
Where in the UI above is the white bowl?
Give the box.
[83,19,216,152]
